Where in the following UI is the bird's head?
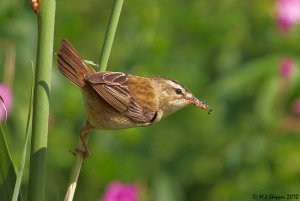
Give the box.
[153,77,210,118]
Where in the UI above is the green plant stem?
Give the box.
[27,1,56,201]
[12,64,34,201]
[65,1,124,200]
[98,0,124,71]
[64,139,85,201]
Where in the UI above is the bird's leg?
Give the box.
[74,120,93,159]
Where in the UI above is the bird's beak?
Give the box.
[185,97,209,110]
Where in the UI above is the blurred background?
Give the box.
[1,0,300,200]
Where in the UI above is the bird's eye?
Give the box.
[175,88,182,95]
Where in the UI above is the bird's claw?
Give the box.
[69,148,90,159]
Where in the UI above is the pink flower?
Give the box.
[279,57,295,78]
[293,98,300,115]
[0,84,13,122]
[276,0,300,33]
[102,182,139,201]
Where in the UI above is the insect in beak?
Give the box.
[186,97,208,109]
[185,97,212,114]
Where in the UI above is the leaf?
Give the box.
[0,124,16,201]
[12,62,35,201]
[84,60,98,67]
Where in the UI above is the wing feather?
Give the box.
[84,72,156,123]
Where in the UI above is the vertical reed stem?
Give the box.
[64,0,124,200]
[98,0,124,71]
[27,1,56,200]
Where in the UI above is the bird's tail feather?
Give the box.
[57,39,95,87]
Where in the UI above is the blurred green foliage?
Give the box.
[1,0,300,200]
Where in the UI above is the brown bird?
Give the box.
[57,39,210,157]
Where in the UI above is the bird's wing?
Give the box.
[84,72,157,124]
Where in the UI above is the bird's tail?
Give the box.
[57,39,95,87]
